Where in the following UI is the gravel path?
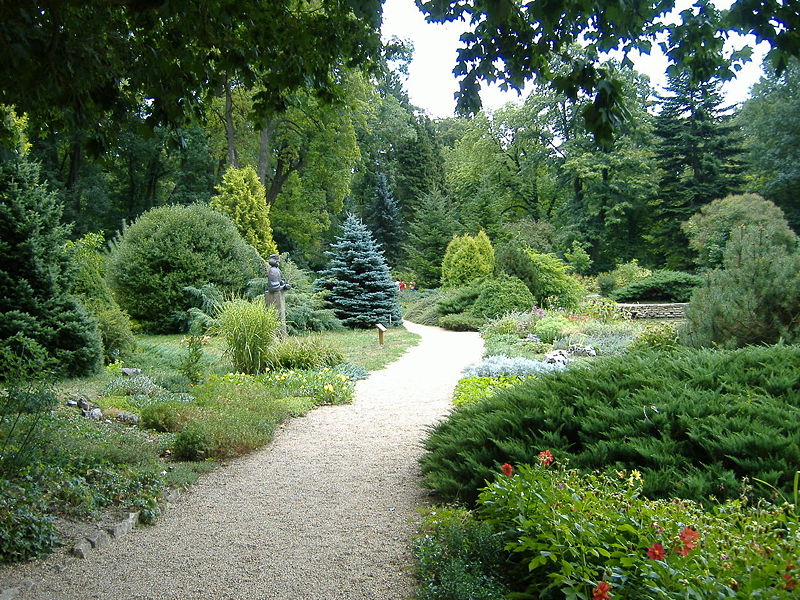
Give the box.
[3,322,483,600]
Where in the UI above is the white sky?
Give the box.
[381,0,771,118]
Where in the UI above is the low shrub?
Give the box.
[0,478,58,564]
[578,296,629,322]
[262,336,344,371]
[597,259,652,296]
[412,506,511,600]
[438,313,484,332]
[609,270,702,302]
[463,355,564,378]
[475,464,800,599]
[172,423,213,461]
[495,246,584,310]
[331,362,369,381]
[578,320,641,355]
[628,322,681,353]
[437,283,481,316]
[140,401,194,433]
[533,315,571,343]
[482,334,551,359]
[403,290,442,326]
[469,275,534,319]
[93,303,136,363]
[420,345,800,506]
[452,376,526,406]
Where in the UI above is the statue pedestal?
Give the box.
[264,291,287,338]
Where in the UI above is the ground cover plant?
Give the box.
[422,344,800,507]
[414,464,800,599]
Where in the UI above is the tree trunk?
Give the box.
[224,74,238,168]
[257,121,274,187]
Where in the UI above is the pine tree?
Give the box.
[365,172,402,266]
[318,214,401,329]
[651,71,746,269]
[0,109,102,376]
[402,190,461,288]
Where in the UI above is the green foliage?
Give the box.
[628,322,681,353]
[402,191,461,288]
[440,231,494,288]
[473,465,799,599]
[496,245,584,310]
[213,297,281,374]
[262,336,345,371]
[318,214,402,329]
[596,259,652,296]
[436,283,482,316]
[420,344,800,506]
[178,326,205,385]
[365,172,402,266]
[172,424,213,462]
[0,478,58,564]
[469,275,535,319]
[452,376,525,406]
[403,289,443,326]
[0,151,102,376]
[609,270,702,302]
[141,401,192,433]
[682,193,797,270]
[684,225,800,348]
[210,165,278,259]
[107,204,261,333]
[562,240,593,274]
[412,506,510,600]
[438,313,485,332]
[534,315,571,343]
[579,296,629,322]
[92,304,136,364]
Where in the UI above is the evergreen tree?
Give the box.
[365,172,402,266]
[210,165,278,259]
[318,214,401,328]
[402,190,461,288]
[0,109,102,376]
[651,71,746,268]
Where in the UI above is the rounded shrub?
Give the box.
[596,259,651,296]
[495,245,584,310]
[172,423,212,461]
[609,270,702,302]
[107,204,261,333]
[533,315,570,343]
[470,275,535,319]
[441,231,494,288]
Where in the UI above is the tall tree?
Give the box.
[737,58,800,230]
[402,191,462,288]
[366,173,402,266]
[651,71,746,268]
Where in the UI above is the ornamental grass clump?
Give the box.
[213,297,281,374]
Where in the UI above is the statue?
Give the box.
[264,254,289,337]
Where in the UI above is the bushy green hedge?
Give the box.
[469,274,534,319]
[495,245,584,309]
[438,313,484,331]
[108,204,261,333]
[420,345,800,506]
[609,270,702,302]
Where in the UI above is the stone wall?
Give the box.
[617,303,686,319]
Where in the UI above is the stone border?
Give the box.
[617,302,686,319]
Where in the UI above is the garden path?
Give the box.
[4,322,483,600]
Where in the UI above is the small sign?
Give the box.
[375,323,387,332]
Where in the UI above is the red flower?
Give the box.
[538,450,554,466]
[646,543,665,560]
[592,581,611,600]
[500,463,513,477]
[674,527,699,556]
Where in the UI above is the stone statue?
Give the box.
[267,254,291,292]
[264,254,289,337]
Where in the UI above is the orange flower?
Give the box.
[500,463,513,477]
[646,543,665,560]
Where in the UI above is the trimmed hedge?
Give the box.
[609,270,702,302]
[420,345,800,506]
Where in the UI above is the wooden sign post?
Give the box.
[375,323,386,346]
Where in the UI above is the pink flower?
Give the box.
[500,463,513,477]
[646,543,665,560]
[538,450,554,466]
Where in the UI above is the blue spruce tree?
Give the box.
[319,214,402,329]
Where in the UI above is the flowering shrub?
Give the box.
[462,355,565,378]
[451,376,527,406]
[477,464,799,599]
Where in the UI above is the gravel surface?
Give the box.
[2,322,483,600]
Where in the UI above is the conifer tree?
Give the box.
[651,71,745,268]
[318,214,401,328]
[365,172,402,266]
[210,165,278,259]
[402,190,461,288]
[0,108,102,376]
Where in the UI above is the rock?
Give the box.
[88,408,103,420]
[115,411,139,425]
[163,488,180,503]
[543,349,570,367]
[121,367,142,376]
[86,530,110,549]
[77,397,91,411]
[105,518,133,538]
[569,344,597,357]
[65,399,78,407]
[71,539,92,558]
